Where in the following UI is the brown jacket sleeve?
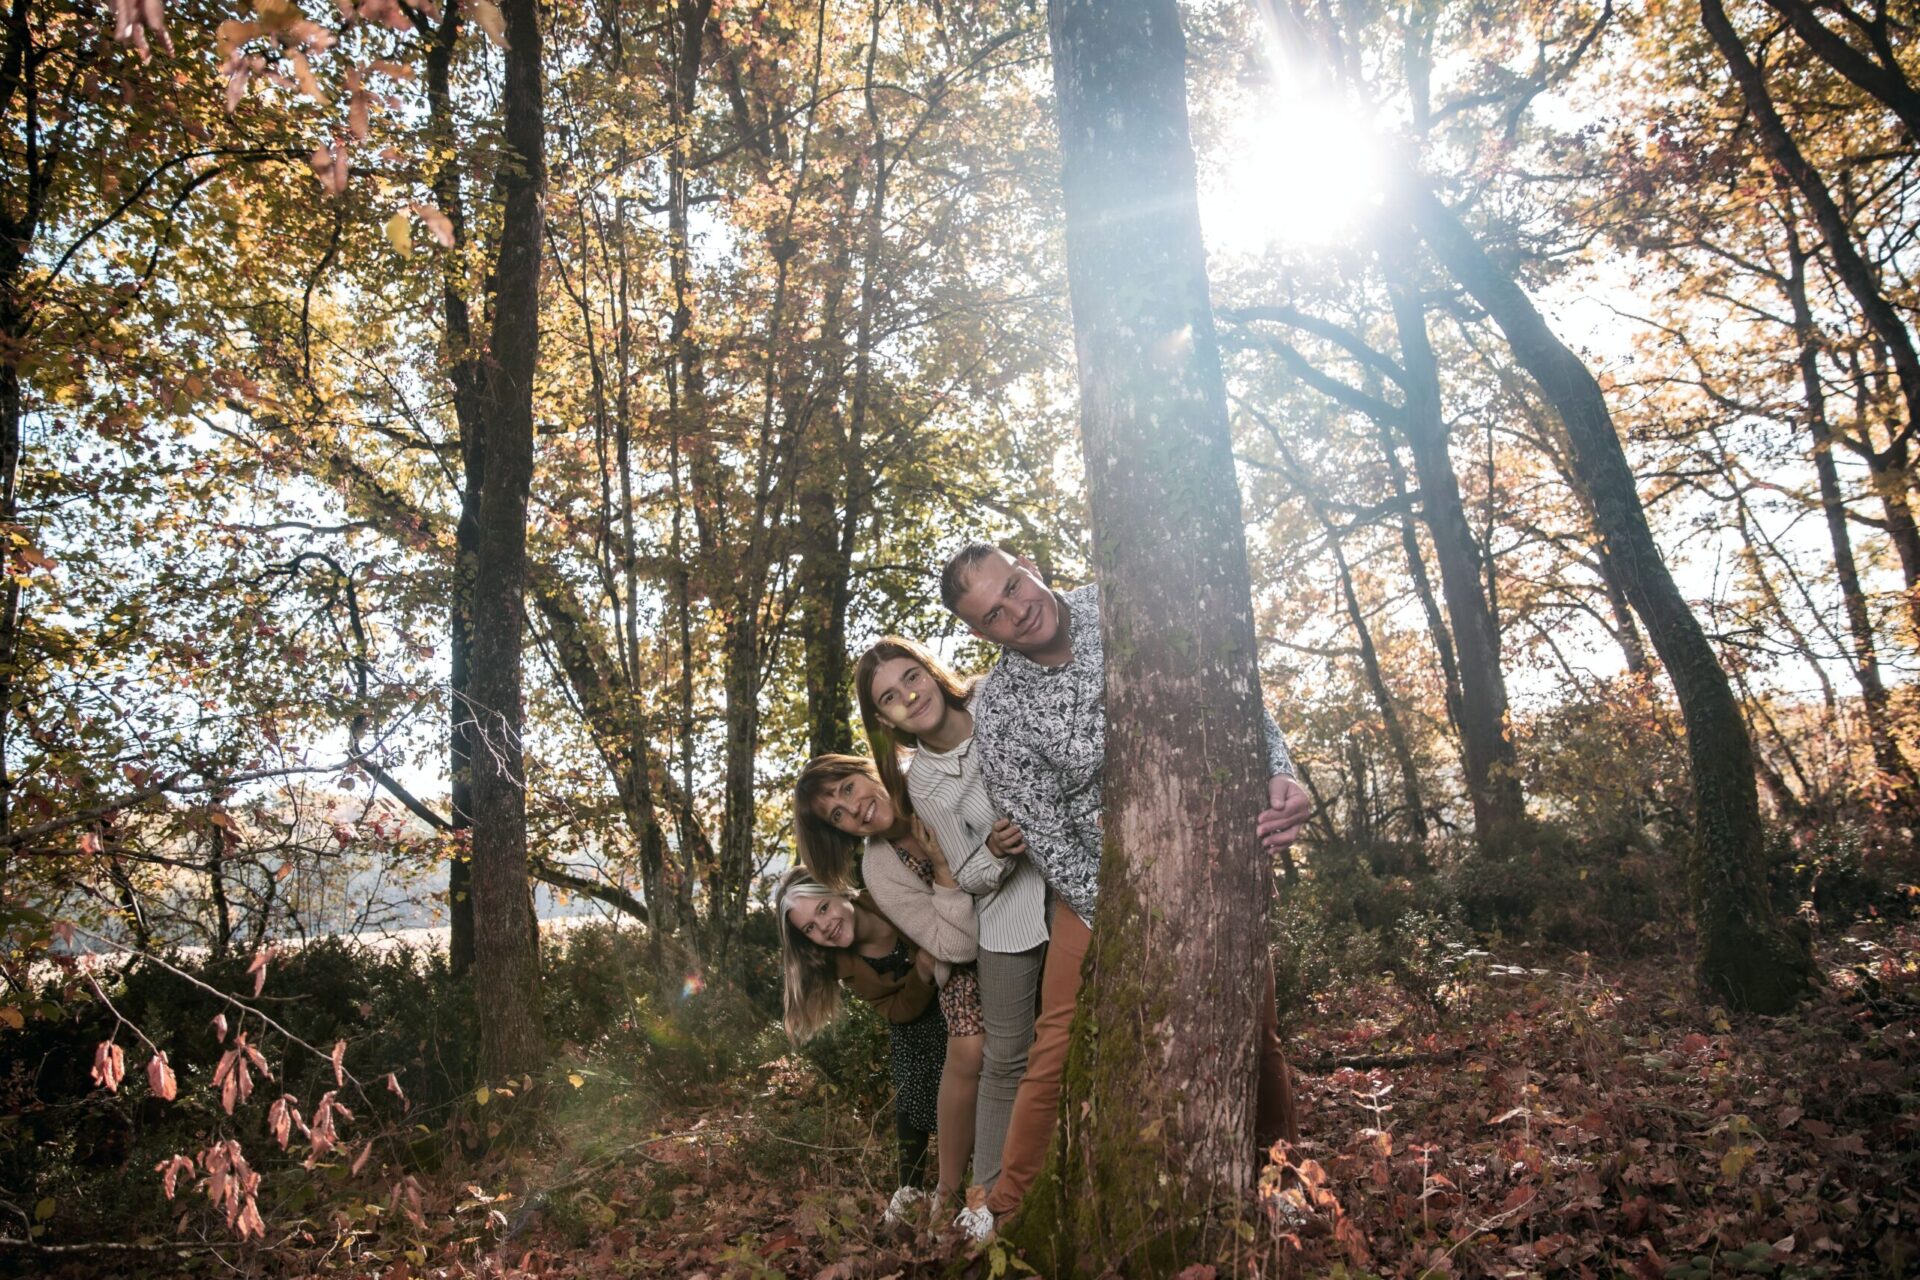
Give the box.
[834,907,937,1024]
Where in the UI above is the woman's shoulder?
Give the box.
[860,838,901,876]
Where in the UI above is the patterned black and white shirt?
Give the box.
[971,583,1296,926]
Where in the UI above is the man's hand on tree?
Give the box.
[1257,775,1311,852]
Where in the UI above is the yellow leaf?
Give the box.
[385,211,413,259]
[567,1073,584,1089]
[1720,1144,1754,1181]
[0,1007,23,1030]
[474,1086,490,1106]
[34,1198,54,1222]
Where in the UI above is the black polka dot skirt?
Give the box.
[888,1002,946,1133]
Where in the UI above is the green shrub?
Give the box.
[1449,822,1682,954]
[1767,820,1920,927]
[540,919,783,1101]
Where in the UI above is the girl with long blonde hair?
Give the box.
[776,865,946,1222]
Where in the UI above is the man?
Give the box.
[941,542,1311,1222]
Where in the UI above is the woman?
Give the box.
[777,866,946,1223]
[794,755,986,1232]
[852,637,1047,1198]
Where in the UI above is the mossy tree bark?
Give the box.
[1405,180,1815,1015]
[1020,0,1275,1272]
[468,0,548,1080]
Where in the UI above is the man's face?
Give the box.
[952,552,1063,653]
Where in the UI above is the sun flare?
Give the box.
[1198,71,1387,253]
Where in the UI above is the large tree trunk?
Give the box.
[468,0,548,1079]
[1388,283,1527,845]
[1021,1,1274,1271]
[1406,181,1814,1014]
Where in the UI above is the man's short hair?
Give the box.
[939,543,1008,614]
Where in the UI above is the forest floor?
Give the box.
[372,915,1917,1280]
[35,916,1916,1280]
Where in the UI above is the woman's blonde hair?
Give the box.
[792,754,893,889]
[776,866,855,1044]
[852,636,973,815]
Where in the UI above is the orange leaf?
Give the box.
[146,1051,177,1101]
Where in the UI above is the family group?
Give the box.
[776,544,1312,1239]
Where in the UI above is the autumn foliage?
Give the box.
[3,0,1920,1273]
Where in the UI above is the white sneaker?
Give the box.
[953,1204,994,1241]
[882,1185,925,1227]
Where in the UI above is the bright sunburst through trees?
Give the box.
[2,0,1917,1274]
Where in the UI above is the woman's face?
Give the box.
[787,894,856,949]
[868,656,947,738]
[810,769,895,837]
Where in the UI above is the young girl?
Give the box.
[852,637,1048,1197]
[793,755,986,1231]
[777,866,947,1223]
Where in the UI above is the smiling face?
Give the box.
[809,769,896,837]
[952,551,1063,653]
[786,893,856,949]
[868,655,949,738]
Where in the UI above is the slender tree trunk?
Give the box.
[1785,227,1918,797]
[608,189,675,965]
[1406,180,1814,1014]
[427,1,480,977]
[0,325,18,845]
[1377,420,1466,733]
[1266,420,1427,839]
[0,6,42,847]
[468,0,548,1079]
[794,436,856,759]
[1330,534,1428,840]
[449,477,479,977]
[665,0,716,954]
[1593,539,1651,674]
[1388,283,1527,845]
[1020,2,1275,1271]
[206,830,232,960]
[1702,0,1920,446]
[709,616,760,960]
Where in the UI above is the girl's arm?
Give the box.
[909,769,1002,895]
[862,841,978,965]
[867,967,935,1023]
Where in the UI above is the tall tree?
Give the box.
[1404,179,1816,1014]
[467,0,548,1079]
[1023,0,1276,1271]
[1387,277,1528,844]
[422,0,482,979]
